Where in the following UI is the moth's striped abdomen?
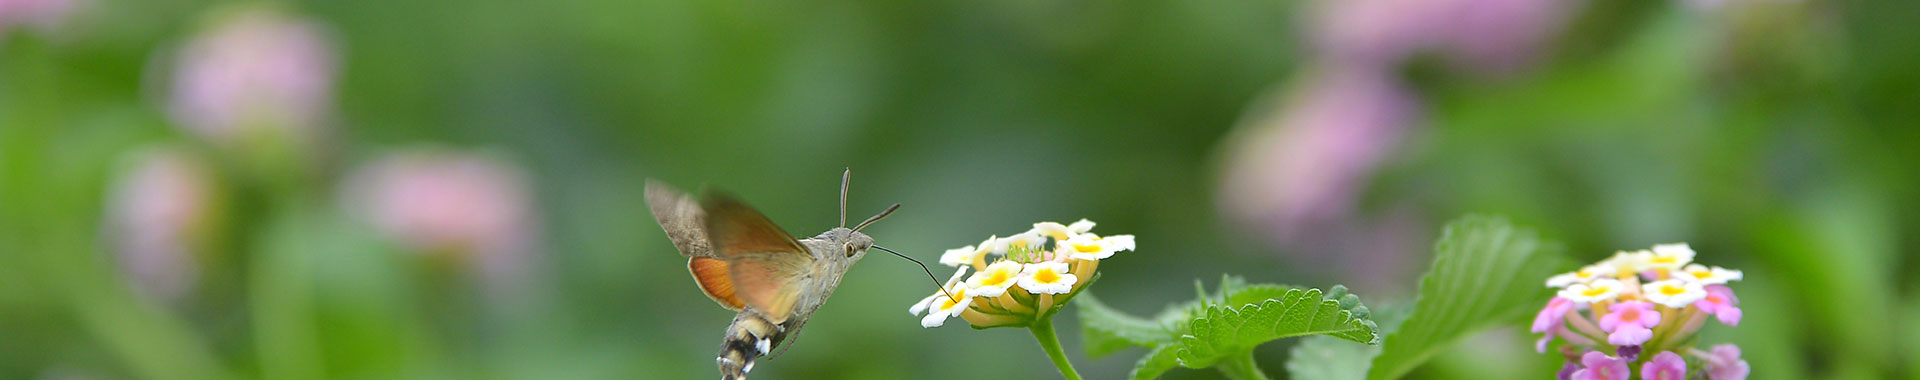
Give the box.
[717,311,787,380]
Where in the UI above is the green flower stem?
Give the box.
[251,201,325,380]
[1645,307,1706,355]
[1566,311,1609,343]
[1027,316,1084,380]
[1217,351,1272,380]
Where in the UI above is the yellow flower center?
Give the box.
[1033,269,1061,284]
[938,289,968,309]
[1580,286,1610,297]
[1072,242,1102,253]
[1651,256,1678,264]
[1687,270,1711,279]
[1660,285,1686,296]
[982,270,1013,287]
[1575,269,1594,278]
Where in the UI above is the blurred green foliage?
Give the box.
[2,0,1916,379]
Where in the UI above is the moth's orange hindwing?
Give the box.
[689,257,747,310]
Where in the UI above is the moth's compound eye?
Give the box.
[844,243,856,257]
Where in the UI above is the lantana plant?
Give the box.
[909,219,1133,379]
[910,218,1381,380]
[1535,243,1750,380]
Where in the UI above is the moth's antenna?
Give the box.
[839,168,851,228]
[852,203,899,232]
[872,245,956,302]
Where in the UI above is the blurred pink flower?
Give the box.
[1532,296,1575,333]
[1705,344,1749,380]
[1218,68,1421,293]
[166,8,337,148]
[105,148,219,301]
[1232,0,1572,292]
[1305,0,1447,66]
[1220,67,1415,242]
[1307,0,1569,73]
[1435,0,1570,73]
[342,149,539,286]
[0,0,79,36]
[1680,0,1796,11]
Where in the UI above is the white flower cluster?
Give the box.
[910,219,1134,328]
[1546,243,1742,308]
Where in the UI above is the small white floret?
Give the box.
[1558,278,1624,303]
[1642,279,1707,308]
[1017,261,1078,294]
[966,261,1024,297]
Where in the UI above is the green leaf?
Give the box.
[1205,274,1298,309]
[1080,279,1370,380]
[1129,345,1182,380]
[1079,293,1177,357]
[1083,326,1141,358]
[1078,277,1301,358]
[1224,284,1296,309]
[1286,334,1378,380]
[1366,216,1566,380]
[1174,287,1379,369]
[1286,304,1411,380]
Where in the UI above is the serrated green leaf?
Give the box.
[1287,334,1380,380]
[1173,287,1380,368]
[1078,279,1302,358]
[1129,344,1182,380]
[1286,304,1411,380]
[1366,216,1567,380]
[1204,275,1299,309]
[1078,293,1177,357]
[1224,284,1296,309]
[1171,277,1298,332]
[1085,280,1367,380]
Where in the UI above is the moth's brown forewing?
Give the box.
[700,191,814,324]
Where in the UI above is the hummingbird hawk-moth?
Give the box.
[646,169,934,380]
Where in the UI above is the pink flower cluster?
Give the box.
[167,8,338,151]
[341,149,539,278]
[104,147,219,301]
[1533,243,1750,380]
[0,0,78,37]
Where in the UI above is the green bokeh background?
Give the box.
[2,0,1915,379]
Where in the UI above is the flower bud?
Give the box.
[1614,345,1641,362]
[341,149,539,288]
[104,147,223,301]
